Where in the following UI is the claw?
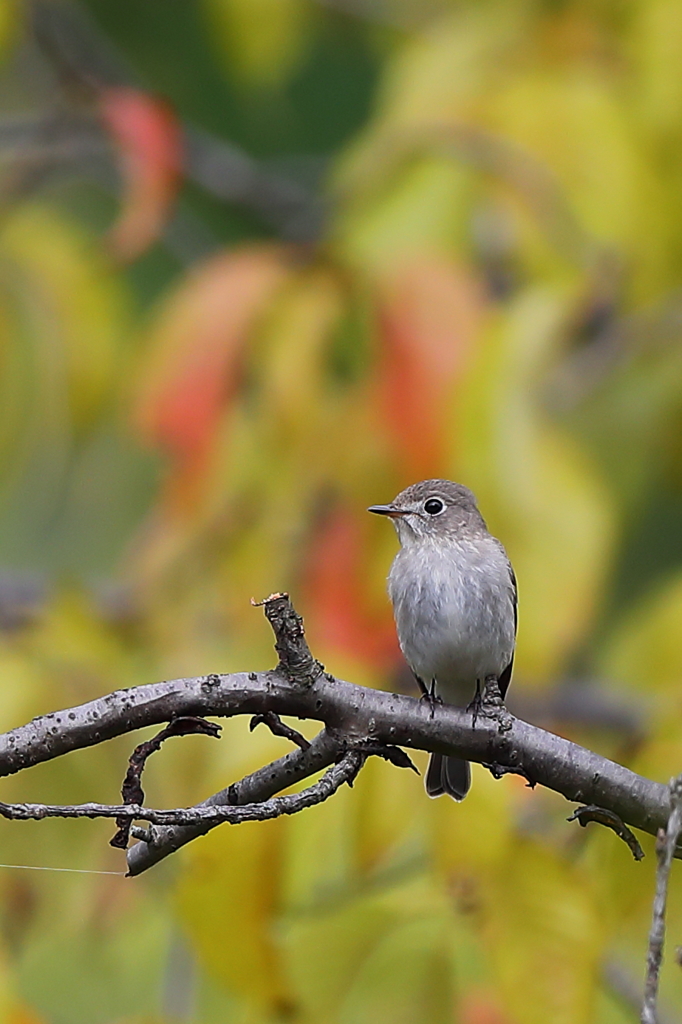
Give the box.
[468,676,506,727]
[482,675,503,707]
[420,679,442,718]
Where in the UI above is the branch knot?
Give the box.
[257,593,323,687]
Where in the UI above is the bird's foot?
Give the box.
[468,677,512,732]
[482,676,503,708]
[419,679,442,719]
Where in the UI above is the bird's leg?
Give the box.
[417,676,442,718]
[468,676,511,729]
[466,679,483,726]
[414,674,429,698]
[473,674,513,733]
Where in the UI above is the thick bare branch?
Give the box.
[0,658,670,842]
[0,593,676,878]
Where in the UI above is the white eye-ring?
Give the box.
[424,497,445,516]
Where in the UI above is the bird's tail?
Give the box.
[425,753,471,801]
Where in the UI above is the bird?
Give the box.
[368,479,517,800]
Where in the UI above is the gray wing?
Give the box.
[498,564,517,698]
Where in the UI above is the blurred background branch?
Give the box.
[0,0,327,243]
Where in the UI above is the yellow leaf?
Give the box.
[202,0,312,88]
[339,6,526,156]
[485,838,601,1024]
[0,204,128,429]
[601,572,682,695]
[429,764,515,878]
[337,914,454,1024]
[454,288,614,683]
[176,816,291,1012]
[487,70,642,250]
[351,753,427,876]
[335,156,473,274]
[281,873,450,1023]
[630,0,682,135]
[484,68,666,302]
[0,0,18,55]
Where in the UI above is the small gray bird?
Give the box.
[369,479,517,800]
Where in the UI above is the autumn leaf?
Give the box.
[302,503,399,670]
[134,245,291,504]
[100,87,183,262]
[375,258,484,479]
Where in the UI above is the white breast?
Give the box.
[388,534,515,706]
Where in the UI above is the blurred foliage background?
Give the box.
[0,0,681,1021]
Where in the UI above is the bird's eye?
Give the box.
[424,498,444,516]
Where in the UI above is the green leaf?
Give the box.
[201,0,313,88]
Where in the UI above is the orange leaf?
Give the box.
[302,504,399,669]
[460,990,512,1024]
[100,87,183,261]
[9,1008,48,1024]
[376,260,485,478]
[135,245,290,490]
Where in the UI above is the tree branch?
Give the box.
[567,805,645,862]
[250,710,310,750]
[642,775,682,1024]
[0,654,669,836]
[23,0,326,242]
[126,728,341,876]
[111,716,221,849]
[0,750,364,829]
[0,593,676,878]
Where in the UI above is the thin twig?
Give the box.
[604,959,676,1024]
[642,774,682,1023]
[110,716,221,849]
[249,710,310,751]
[0,752,364,831]
[126,728,340,875]
[568,806,645,862]
[357,741,419,773]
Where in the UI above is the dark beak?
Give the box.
[367,504,407,518]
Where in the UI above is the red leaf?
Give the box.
[134,245,290,483]
[302,505,400,669]
[376,260,485,478]
[100,87,183,262]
